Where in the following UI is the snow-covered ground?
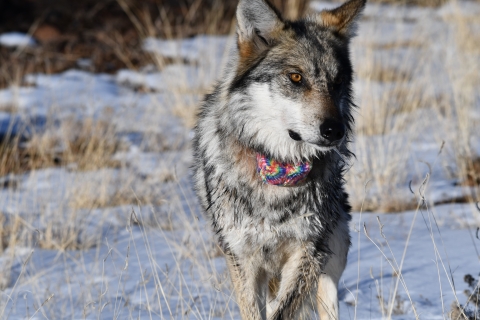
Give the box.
[0,32,36,48]
[0,1,479,319]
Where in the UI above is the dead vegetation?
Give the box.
[118,0,310,38]
[0,0,310,88]
[358,65,413,83]
[68,184,167,210]
[0,0,150,88]
[366,0,449,6]
[462,157,480,188]
[0,118,121,176]
[331,0,479,6]
[0,210,102,252]
[450,274,480,320]
[377,293,409,316]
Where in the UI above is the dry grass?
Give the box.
[57,118,121,170]
[0,0,310,88]
[0,118,120,176]
[358,65,413,83]
[68,183,167,210]
[449,274,480,319]
[367,0,449,6]
[0,212,21,252]
[377,293,408,316]
[0,117,124,253]
[462,157,480,187]
[121,0,310,38]
[0,0,154,89]
[332,0,479,7]
[345,0,480,212]
[0,209,102,252]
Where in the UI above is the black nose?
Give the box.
[320,118,345,143]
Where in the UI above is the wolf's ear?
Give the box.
[318,0,366,38]
[236,0,284,59]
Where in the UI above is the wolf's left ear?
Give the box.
[318,0,366,38]
[236,0,284,58]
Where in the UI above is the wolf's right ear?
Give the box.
[318,0,366,38]
[236,0,284,59]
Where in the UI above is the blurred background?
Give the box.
[0,0,479,318]
[0,0,310,87]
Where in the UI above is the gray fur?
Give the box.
[193,0,366,318]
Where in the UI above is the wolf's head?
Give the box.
[225,0,365,162]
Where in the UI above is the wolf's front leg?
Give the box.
[317,274,340,320]
[225,252,265,320]
[317,220,349,320]
[268,248,321,320]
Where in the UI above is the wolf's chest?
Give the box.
[222,213,312,259]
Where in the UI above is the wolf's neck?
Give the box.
[256,153,311,187]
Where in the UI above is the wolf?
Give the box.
[193,0,365,318]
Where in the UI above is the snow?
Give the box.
[0,32,36,48]
[343,204,479,319]
[143,35,232,63]
[309,1,340,12]
[437,1,480,19]
[0,0,479,319]
[115,64,218,92]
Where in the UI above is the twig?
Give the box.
[28,294,54,320]
[0,250,34,316]
[409,180,414,194]
[375,217,420,319]
[354,179,371,320]
[363,223,420,318]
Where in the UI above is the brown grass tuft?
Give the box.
[358,64,413,83]
[0,118,121,177]
[60,118,121,171]
[69,187,166,211]
[0,209,101,252]
[463,157,480,187]
[371,0,449,7]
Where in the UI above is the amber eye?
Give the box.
[289,73,302,83]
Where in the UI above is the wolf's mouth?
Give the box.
[313,140,340,148]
